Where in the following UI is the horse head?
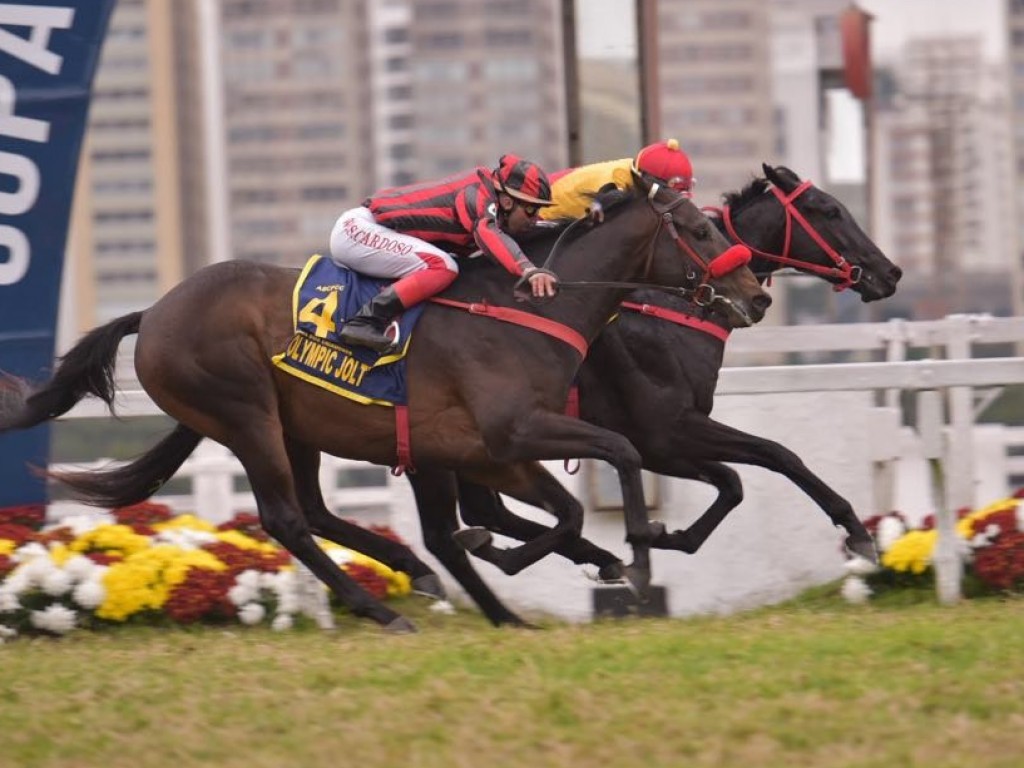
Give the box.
[721,165,901,302]
[565,181,772,327]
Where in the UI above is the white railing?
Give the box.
[53,314,1024,605]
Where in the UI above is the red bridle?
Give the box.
[708,180,861,291]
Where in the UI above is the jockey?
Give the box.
[541,138,694,223]
[329,154,556,352]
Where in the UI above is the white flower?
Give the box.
[876,516,906,553]
[2,568,30,597]
[1016,502,1024,532]
[238,602,265,626]
[29,604,77,635]
[11,542,48,564]
[43,512,114,537]
[325,548,353,566]
[72,579,106,610]
[236,570,261,590]
[843,556,878,577]
[61,555,99,583]
[841,576,872,605]
[41,569,73,597]
[271,613,293,632]
[0,624,17,639]
[429,600,456,615]
[984,523,1001,539]
[228,582,258,608]
[0,589,20,613]
[18,555,56,588]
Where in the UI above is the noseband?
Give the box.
[712,179,861,291]
[535,184,725,307]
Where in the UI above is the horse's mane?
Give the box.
[721,177,769,214]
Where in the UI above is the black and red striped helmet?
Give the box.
[492,154,553,206]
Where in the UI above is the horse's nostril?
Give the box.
[889,264,903,282]
[753,294,773,312]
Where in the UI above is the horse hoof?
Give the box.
[453,526,493,552]
[621,563,651,599]
[411,573,447,600]
[648,520,667,539]
[845,535,878,564]
[383,616,418,634]
[597,561,626,583]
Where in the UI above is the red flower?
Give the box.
[343,563,389,600]
[0,554,14,577]
[216,512,270,542]
[164,567,236,624]
[0,523,39,546]
[973,531,1024,591]
[0,504,45,530]
[112,501,173,527]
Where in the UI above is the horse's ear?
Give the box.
[763,163,799,192]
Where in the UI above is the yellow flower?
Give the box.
[956,497,1019,539]
[48,542,72,566]
[0,539,14,557]
[881,529,937,574]
[70,524,150,557]
[96,544,227,621]
[215,529,279,554]
[153,514,217,533]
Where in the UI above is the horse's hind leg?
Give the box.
[407,469,529,627]
[454,461,586,576]
[455,474,627,580]
[229,425,416,632]
[284,437,446,599]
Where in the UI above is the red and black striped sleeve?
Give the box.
[459,183,533,277]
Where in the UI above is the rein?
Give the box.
[535,186,722,307]
[706,179,861,291]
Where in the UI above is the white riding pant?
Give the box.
[328,206,458,279]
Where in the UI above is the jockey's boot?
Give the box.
[338,286,405,352]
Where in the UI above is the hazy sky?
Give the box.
[858,0,1005,60]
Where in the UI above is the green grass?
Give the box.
[2,594,1023,768]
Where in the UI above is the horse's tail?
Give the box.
[0,311,142,431]
[50,423,203,509]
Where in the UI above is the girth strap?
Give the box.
[429,297,589,359]
[619,301,730,342]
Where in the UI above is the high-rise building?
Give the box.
[653,0,776,205]
[67,0,191,331]
[874,37,1015,286]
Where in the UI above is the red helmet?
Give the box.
[632,138,694,196]
[492,154,553,206]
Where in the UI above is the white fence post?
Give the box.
[190,440,235,524]
[918,388,963,605]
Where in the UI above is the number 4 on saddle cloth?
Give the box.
[272,254,426,406]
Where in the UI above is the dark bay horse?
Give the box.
[0,183,770,632]
[397,165,902,625]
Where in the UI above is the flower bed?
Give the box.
[841,490,1024,603]
[0,502,411,640]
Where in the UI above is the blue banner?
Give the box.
[0,1,115,505]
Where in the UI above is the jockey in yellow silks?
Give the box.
[541,138,695,222]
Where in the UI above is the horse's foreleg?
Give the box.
[480,411,661,592]
[284,438,446,599]
[655,411,876,562]
[406,469,530,627]
[456,474,625,577]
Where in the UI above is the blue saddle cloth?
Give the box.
[272,254,425,406]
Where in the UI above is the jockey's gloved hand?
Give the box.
[587,201,605,224]
[525,267,558,298]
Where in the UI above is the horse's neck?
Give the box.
[715,198,784,282]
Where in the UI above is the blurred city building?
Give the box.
[61,0,1023,344]
[873,36,1016,318]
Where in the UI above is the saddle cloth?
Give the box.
[271,254,425,406]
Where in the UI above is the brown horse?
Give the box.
[0,183,770,632]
